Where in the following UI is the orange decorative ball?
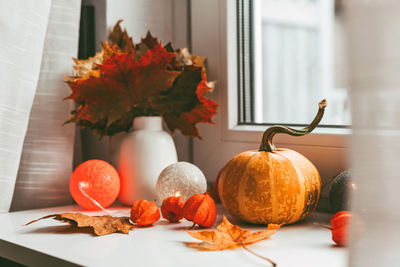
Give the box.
[70,159,120,210]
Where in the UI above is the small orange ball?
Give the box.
[70,159,120,210]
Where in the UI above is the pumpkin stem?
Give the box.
[242,242,277,267]
[259,99,327,152]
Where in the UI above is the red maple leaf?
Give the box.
[65,45,180,135]
[65,23,218,137]
[157,67,218,138]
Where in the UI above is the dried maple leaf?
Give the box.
[65,45,180,136]
[186,216,280,266]
[192,54,206,68]
[152,67,202,117]
[25,213,133,236]
[64,52,103,83]
[186,216,280,250]
[164,42,205,71]
[141,31,159,50]
[108,20,134,53]
[159,68,218,138]
[64,43,123,83]
[126,31,160,61]
[64,21,218,137]
[168,48,193,70]
[154,43,214,137]
[101,42,124,61]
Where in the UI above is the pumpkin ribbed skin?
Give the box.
[219,148,321,225]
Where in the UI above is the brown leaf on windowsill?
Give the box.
[25,213,134,236]
[186,216,280,250]
[186,216,280,266]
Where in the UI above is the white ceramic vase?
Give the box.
[118,116,177,205]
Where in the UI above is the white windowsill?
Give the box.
[0,205,347,267]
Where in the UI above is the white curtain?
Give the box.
[0,0,81,212]
[347,1,400,266]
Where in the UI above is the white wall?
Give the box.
[107,0,173,44]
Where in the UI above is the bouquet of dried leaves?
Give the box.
[64,20,218,138]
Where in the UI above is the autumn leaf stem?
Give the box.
[241,242,277,267]
[188,223,196,230]
[313,222,332,230]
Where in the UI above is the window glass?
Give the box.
[241,0,350,126]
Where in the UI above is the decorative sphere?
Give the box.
[70,159,120,210]
[156,162,207,204]
[329,169,354,213]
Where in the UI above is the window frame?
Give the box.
[237,0,254,123]
[222,0,350,148]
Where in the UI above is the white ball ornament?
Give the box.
[155,162,207,204]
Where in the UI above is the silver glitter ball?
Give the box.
[155,162,207,205]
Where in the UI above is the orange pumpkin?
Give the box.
[219,100,327,225]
